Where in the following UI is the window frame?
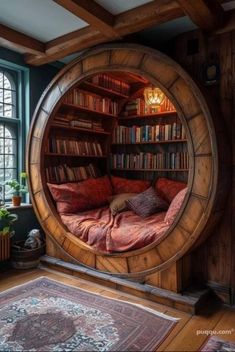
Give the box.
[0,59,30,203]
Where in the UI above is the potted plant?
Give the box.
[5,172,28,206]
[0,207,17,261]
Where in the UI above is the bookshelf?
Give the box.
[43,72,188,184]
[110,95,188,181]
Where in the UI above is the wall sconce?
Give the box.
[144,86,165,108]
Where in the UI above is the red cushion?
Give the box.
[155,177,187,203]
[165,188,187,225]
[47,175,113,214]
[111,175,150,195]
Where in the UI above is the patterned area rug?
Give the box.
[201,336,235,351]
[0,277,177,351]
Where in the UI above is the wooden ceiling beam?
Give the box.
[176,0,225,30]
[115,0,184,35]
[25,0,185,66]
[53,0,120,39]
[0,24,45,55]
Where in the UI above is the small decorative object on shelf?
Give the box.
[144,86,165,108]
[203,53,220,86]
[11,229,45,269]
[5,172,28,206]
[0,206,17,261]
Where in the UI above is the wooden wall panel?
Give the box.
[173,29,234,303]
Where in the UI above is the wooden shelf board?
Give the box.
[111,168,189,172]
[112,139,187,145]
[61,103,118,119]
[80,81,129,99]
[118,111,177,120]
[51,123,110,135]
[45,153,107,158]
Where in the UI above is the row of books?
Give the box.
[112,123,186,143]
[47,138,103,156]
[70,119,104,131]
[110,152,189,170]
[64,89,118,115]
[91,74,130,95]
[54,114,105,132]
[123,97,175,116]
[46,163,101,183]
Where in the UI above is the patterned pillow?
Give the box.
[109,193,137,216]
[47,175,113,214]
[126,187,169,218]
[164,188,188,225]
[155,177,187,204]
[111,175,150,195]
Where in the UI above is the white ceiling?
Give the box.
[95,0,153,15]
[0,0,235,64]
[0,0,88,42]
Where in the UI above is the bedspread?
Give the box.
[61,207,170,253]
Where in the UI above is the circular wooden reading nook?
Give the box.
[27,44,229,279]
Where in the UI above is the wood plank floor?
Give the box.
[0,268,235,351]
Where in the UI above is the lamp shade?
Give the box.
[144,87,165,108]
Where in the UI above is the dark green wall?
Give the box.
[0,47,60,241]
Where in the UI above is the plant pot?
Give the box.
[11,241,45,269]
[0,233,11,261]
[12,195,22,206]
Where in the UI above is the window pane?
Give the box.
[0,73,3,88]
[0,68,19,201]
[5,168,16,181]
[0,139,4,154]
[6,155,16,168]
[0,72,15,118]
[4,89,12,105]
[5,138,14,154]
[5,125,16,139]
[4,104,12,117]
[4,169,17,198]
[5,139,17,156]
[4,75,11,90]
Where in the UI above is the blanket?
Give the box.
[61,207,169,253]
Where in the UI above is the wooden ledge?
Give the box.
[40,255,213,315]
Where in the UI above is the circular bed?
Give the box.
[27,44,229,277]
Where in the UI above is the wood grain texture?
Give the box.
[0,24,45,55]
[27,44,229,280]
[24,0,184,66]
[173,28,234,303]
[53,0,120,39]
[176,0,224,30]
[3,268,234,352]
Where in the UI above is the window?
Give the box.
[0,64,28,202]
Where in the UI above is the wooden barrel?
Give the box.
[26,44,230,277]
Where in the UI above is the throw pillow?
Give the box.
[164,188,188,225]
[111,175,150,195]
[47,175,113,214]
[155,177,187,203]
[126,187,169,218]
[109,193,137,216]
